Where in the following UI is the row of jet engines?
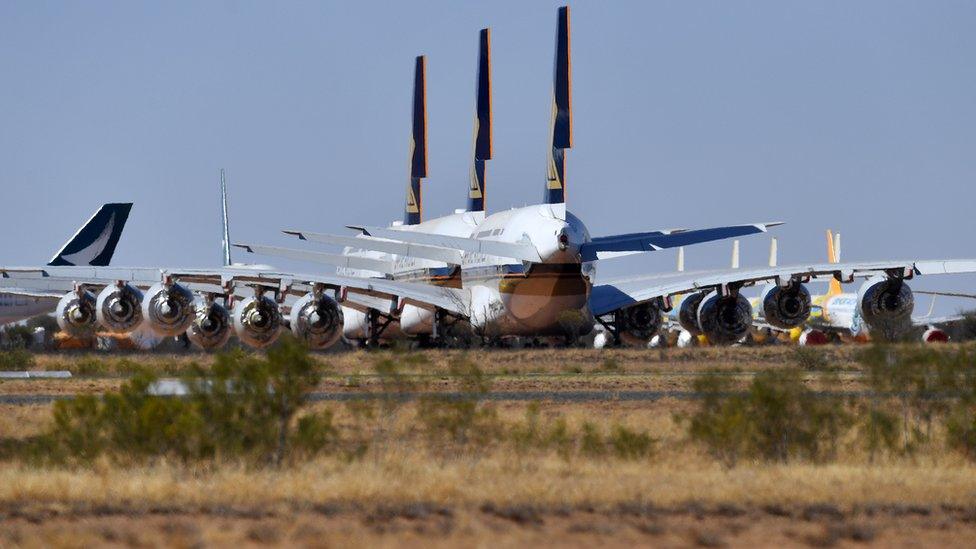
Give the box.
[614,276,915,345]
[54,282,344,350]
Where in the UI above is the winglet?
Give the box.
[544,6,572,207]
[282,230,307,241]
[468,28,492,213]
[48,203,133,267]
[405,55,428,225]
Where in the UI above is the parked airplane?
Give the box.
[2,7,974,352]
[0,203,131,325]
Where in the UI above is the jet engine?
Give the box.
[142,282,196,336]
[922,327,949,343]
[677,292,708,335]
[857,276,914,329]
[233,294,283,349]
[290,292,343,350]
[616,301,662,346]
[186,299,232,350]
[95,283,144,333]
[696,291,753,345]
[56,290,97,337]
[760,282,812,330]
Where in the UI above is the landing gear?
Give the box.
[364,309,393,348]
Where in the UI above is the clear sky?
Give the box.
[2,1,975,310]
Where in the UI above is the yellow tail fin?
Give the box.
[826,230,843,296]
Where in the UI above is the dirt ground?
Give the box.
[3,503,976,548]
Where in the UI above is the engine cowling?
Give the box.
[56,290,97,337]
[798,328,828,346]
[96,283,144,333]
[616,301,662,346]
[678,292,708,335]
[233,295,283,349]
[186,299,232,350]
[142,283,195,336]
[696,292,753,345]
[290,293,343,350]
[857,276,914,330]
[760,283,812,329]
[922,327,949,343]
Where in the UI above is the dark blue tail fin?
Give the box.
[545,6,572,205]
[48,203,132,266]
[468,28,492,213]
[405,55,428,225]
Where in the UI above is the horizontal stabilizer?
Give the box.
[283,230,463,264]
[233,243,395,274]
[351,226,542,263]
[581,222,782,262]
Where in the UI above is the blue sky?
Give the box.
[2,1,975,309]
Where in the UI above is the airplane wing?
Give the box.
[581,222,782,261]
[590,259,976,316]
[283,230,464,265]
[0,265,470,317]
[350,225,543,263]
[232,243,396,274]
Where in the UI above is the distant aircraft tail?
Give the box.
[48,203,132,266]
[826,230,843,296]
[468,28,493,214]
[220,169,232,267]
[405,55,428,225]
[544,6,572,209]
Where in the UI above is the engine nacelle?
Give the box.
[186,299,232,350]
[95,283,144,333]
[233,295,283,349]
[798,328,828,346]
[142,283,195,336]
[857,276,914,330]
[56,290,97,337]
[290,293,343,350]
[696,292,753,345]
[677,292,708,335]
[922,327,949,343]
[760,283,812,330]
[616,301,662,346]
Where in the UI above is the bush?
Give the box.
[0,348,34,370]
[608,425,655,460]
[24,336,328,466]
[684,368,851,466]
[416,356,497,448]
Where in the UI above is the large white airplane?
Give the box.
[0,203,132,325]
[2,7,975,352]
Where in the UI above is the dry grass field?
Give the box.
[1,345,975,547]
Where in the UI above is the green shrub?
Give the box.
[684,368,851,465]
[0,349,34,370]
[580,422,606,457]
[608,425,655,460]
[416,356,497,447]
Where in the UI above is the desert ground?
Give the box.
[1,345,975,547]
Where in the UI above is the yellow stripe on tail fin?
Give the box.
[826,229,843,296]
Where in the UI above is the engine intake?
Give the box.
[857,276,914,331]
[96,283,144,333]
[233,295,283,349]
[697,292,753,345]
[56,290,97,337]
[616,301,662,346]
[142,283,195,336]
[760,283,812,330]
[678,292,708,335]
[187,299,232,350]
[290,292,343,350]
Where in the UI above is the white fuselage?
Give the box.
[340,204,595,340]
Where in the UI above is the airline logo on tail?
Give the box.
[545,6,572,205]
[405,55,428,225]
[48,203,132,267]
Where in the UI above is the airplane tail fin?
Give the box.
[220,169,232,267]
[468,28,493,214]
[544,6,572,210]
[826,229,843,296]
[48,203,132,266]
[405,55,428,225]
[731,240,740,269]
[768,237,778,267]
